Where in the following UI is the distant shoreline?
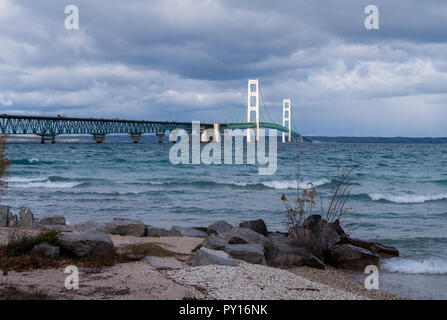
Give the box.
[309,136,447,144]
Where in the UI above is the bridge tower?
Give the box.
[247,79,260,143]
[282,99,291,143]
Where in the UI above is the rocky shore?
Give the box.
[0,205,402,300]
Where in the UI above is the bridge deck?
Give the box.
[0,114,309,141]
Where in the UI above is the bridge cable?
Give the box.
[258,84,275,124]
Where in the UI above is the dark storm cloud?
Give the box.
[1,0,447,136]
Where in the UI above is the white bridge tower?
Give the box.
[282,99,291,143]
[247,79,260,142]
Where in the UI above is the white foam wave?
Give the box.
[28,158,39,163]
[368,193,447,203]
[381,258,447,274]
[14,181,81,189]
[262,178,330,190]
[7,177,47,183]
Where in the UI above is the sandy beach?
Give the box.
[0,234,402,300]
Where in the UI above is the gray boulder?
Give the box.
[105,218,145,237]
[73,220,107,233]
[8,214,18,227]
[58,232,115,257]
[239,219,268,236]
[145,225,181,237]
[328,244,379,270]
[39,216,66,226]
[171,226,207,238]
[32,242,60,258]
[207,220,233,236]
[191,247,238,267]
[224,243,265,264]
[265,238,325,269]
[38,224,73,232]
[293,215,344,258]
[202,233,228,250]
[0,205,13,227]
[344,238,399,258]
[222,227,269,246]
[18,208,35,227]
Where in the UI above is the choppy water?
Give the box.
[2,136,447,299]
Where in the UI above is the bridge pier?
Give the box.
[282,99,292,143]
[93,134,106,144]
[41,136,55,144]
[131,135,142,143]
[200,130,214,143]
[156,133,165,143]
[199,123,220,143]
[247,79,260,143]
[213,123,221,143]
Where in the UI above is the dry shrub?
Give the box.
[0,230,128,271]
[4,230,59,257]
[281,152,355,257]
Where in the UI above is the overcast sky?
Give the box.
[1,0,447,136]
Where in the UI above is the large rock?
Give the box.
[145,225,181,237]
[191,247,238,267]
[73,220,107,233]
[222,227,269,247]
[343,238,399,258]
[38,224,73,232]
[328,244,379,270]
[0,205,13,227]
[293,215,344,258]
[293,215,399,265]
[171,226,207,238]
[32,242,60,258]
[39,216,66,226]
[224,243,265,264]
[202,233,228,250]
[207,220,233,237]
[105,218,145,237]
[239,219,268,236]
[8,214,18,227]
[58,232,115,257]
[265,238,325,269]
[18,208,35,227]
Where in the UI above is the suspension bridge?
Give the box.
[0,79,310,143]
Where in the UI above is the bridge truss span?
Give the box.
[0,114,310,143]
[0,114,202,137]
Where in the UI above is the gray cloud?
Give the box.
[0,0,447,136]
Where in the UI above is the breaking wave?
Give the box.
[260,178,331,190]
[13,181,81,189]
[381,258,447,274]
[368,193,447,203]
[10,158,50,165]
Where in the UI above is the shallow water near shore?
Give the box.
[3,136,447,299]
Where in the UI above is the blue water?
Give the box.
[2,136,447,299]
